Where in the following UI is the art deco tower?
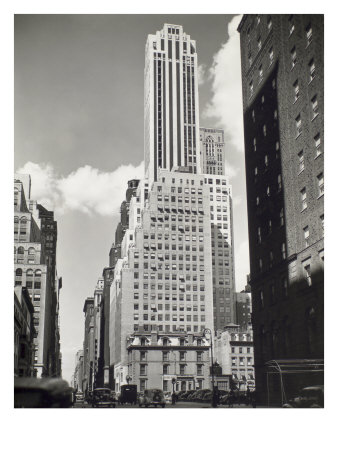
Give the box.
[144,24,201,186]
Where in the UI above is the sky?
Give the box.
[14,14,250,383]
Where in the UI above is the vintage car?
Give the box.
[283,385,324,408]
[14,377,73,408]
[119,384,138,405]
[75,392,84,403]
[138,389,166,408]
[92,388,116,408]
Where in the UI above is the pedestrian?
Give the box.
[172,392,176,405]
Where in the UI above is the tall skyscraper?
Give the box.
[144,24,201,186]
[238,14,324,404]
[199,127,226,175]
[107,23,236,392]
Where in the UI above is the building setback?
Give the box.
[14,174,61,377]
[238,14,324,404]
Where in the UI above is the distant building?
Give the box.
[14,286,35,377]
[199,128,226,175]
[238,14,324,403]
[234,291,252,330]
[214,324,255,392]
[14,174,61,377]
[82,298,94,393]
[72,350,84,392]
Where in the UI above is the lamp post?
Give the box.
[126,375,132,385]
[203,328,217,408]
[171,377,177,405]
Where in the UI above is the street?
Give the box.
[73,401,253,409]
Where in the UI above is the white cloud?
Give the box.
[198,63,207,85]
[224,158,240,178]
[204,14,244,152]
[17,161,144,217]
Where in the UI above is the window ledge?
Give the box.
[314,152,322,160]
[293,97,300,104]
[295,132,302,140]
[298,168,305,175]
[301,207,308,213]
[308,76,315,85]
[311,114,319,122]
[317,193,324,200]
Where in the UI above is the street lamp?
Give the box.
[171,377,177,405]
[126,375,132,385]
[203,328,217,408]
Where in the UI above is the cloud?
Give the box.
[203,15,244,152]
[198,63,207,85]
[17,161,144,217]
[224,158,240,178]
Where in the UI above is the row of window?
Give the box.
[133,292,205,302]
[134,303,205,312]
[133,324,205,333]
[133,283,206,293]
[231,357,253,366]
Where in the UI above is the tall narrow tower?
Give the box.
[144,24,201,186]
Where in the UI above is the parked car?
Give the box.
[283,385,324,408]
[92,388,116,408]
[119,384,138,405]
[139,389,166,408]
[14,377,73,408]
[75,392,84,403]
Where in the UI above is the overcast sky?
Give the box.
[14,14,249,383]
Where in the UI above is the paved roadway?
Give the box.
[73,401,253,409]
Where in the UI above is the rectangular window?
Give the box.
[317,173,324,196]
[259,65,263,83]
[269,47,274,65]
[314,133,321,157]
[304,264,312,286]
[293,80,300,102]
[140,364,147,376]
[291,47,297,68]
[257,36,261,51]
[296,115,302,136]
[303,226,310,248]
[311,95,319,118]
[306,24,313,45]
[289,15,295,35]
[298,150,304,173]
[249,80,253,97]
[301,188,307,210]
[309,59,315,82]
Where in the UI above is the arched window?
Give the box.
[35,269,42,277]
[14,188,19,206]
[15,268,22,286]
[18,247,24,254]
[26,269,34,277]
[14,217,19,223]
[28,248,35,255]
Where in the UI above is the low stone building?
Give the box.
[114,330,211,394]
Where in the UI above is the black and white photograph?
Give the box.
[5,1,333,447]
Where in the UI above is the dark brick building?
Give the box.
[238,15,324,404]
